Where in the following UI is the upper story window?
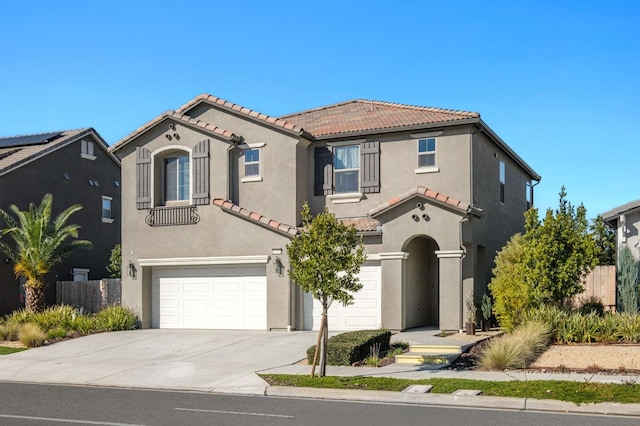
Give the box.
[164,154,190,202]
[334,145,360,193]
[417,138,436,168]
[101,196,114,223]
[245,149,260,176]
[136,139,210,211]
[314,141,380,201]
[526,181,533,209]
[499,160,506,204]
[81,139,96,160]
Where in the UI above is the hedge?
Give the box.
[307,329,392,366]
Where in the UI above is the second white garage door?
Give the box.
[303,264,381,331]
[152,266,267,330]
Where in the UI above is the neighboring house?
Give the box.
[109,94,540,331]
[602,200,640,262]
[0,129,121,314]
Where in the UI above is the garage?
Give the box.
[151,265,267,330]
[303,264,381,331]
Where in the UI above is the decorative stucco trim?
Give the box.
[328,192,364,204]
[138,255,270,267]
[435,250,465,258]
[414,167,439,174]
[377,252,409,260]
[240,176,263,183]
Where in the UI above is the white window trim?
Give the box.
[415,166,440,174]
[151,146,193,207]
[327,192,364,204]
[81,140,97,161]
[241,176,263,183]
[242,147,262,182]
[101,195,114,223]
[416,137,437,172]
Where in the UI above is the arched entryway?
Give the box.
[403,235,439,328]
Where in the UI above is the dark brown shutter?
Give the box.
[136,147,152,209]
[192,139,210,205]
[360,141,380,193]
[314,146,333,196]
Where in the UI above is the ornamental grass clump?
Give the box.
[18,323,46,347]
[478,321,550,370]
[94,306,137,331]
[0,322,20,341]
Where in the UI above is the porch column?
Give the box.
[436,249,464,331]
[378,252,409,331]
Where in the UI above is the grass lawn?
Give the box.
[0,346,28,355]
[260,374,640,405]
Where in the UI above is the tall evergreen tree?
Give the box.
[617,244,639,313]
[590,215,616,266]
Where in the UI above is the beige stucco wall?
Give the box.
[307,127,473,218]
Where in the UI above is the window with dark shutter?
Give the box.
[314,146,333,196]
[136,147,151,209]
[360,141,380,193]
[192,139,210,205]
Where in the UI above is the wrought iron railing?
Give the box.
[145,205,200,227]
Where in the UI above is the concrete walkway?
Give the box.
[1,328,639,417]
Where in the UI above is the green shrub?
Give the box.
[94,306,137,331]
[593,313,619,344]
[616,312,640,343]
[307,329,391,366]
[18,323,46,347]
[31,305,79,331]
[0,322,20,341]
[4,309,33,325]
[617,245,639,313]
[70,315,96,335]
[46,327,68,340]
[478,322,550,370]
[578,299,605,316]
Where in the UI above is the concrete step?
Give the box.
[394,352,460,366]
[407,344,463,355]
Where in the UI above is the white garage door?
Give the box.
[303,264,381,331]
[152,266,267,330]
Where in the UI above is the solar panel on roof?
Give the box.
[0,132,63,149]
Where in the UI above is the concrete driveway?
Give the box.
[0,329,318,392]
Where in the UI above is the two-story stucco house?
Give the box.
[0,129,121,314]
[109,94,540,331]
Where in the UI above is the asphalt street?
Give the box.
[0,382,636,426]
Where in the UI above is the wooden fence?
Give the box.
[56,278,122,313]
[573,265,616,311]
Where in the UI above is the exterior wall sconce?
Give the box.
[128,261,137,279]
[273,257,284,277]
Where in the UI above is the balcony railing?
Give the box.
[145,205,200,227]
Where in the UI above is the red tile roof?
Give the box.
[340,217,381,233]
[177,94,312,138]
[280,99,480,138]
[370,186,483,217]
[110,110,240,153]
[212,198,299,237]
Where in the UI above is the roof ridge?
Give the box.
[279,99,361,119]
[352,99,480,118]
[279,99,480,119]
[0,128,89,140]
[177,93,307,136]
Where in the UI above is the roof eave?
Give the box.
[478,120,541,181]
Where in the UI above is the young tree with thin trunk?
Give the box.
[287,203,365,377]
[0,194,92,313]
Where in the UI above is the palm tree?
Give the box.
[0,194,92,313]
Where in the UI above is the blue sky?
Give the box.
[1,1,638,218]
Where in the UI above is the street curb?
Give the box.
[264,386,640,416]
